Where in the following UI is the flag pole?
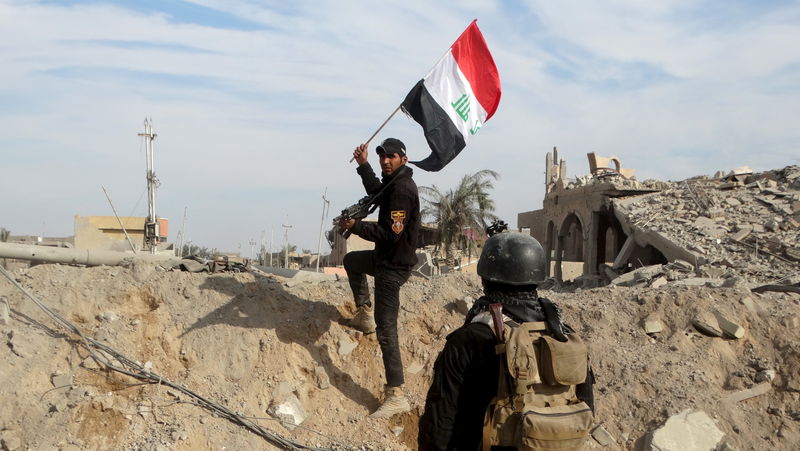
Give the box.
[349,104,402,163]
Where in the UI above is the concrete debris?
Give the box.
[727,382,771,403]
[643,317,664,334]
[611,264,663,286]
[646,409,725,451]
[178,258,208,273]
[590,424,616,446]
[670,278,724,288]
[667,260,694,272]
[612,166,800,286]
[693,313,723,337]
[713,311,745,339]
[337,334,358,357]
[97,310,119,322]
[692,311,744,339]
[268,393,307,431]
[650,276,668,288]
[454,296,474,315]
[739,296,765,316]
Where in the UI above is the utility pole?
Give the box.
[282,218,292,269]
[315,187,330,272]
[270,227,274,267]
[178,207,188,257]
[249,238,256,260]
[260,230,266,265]
[138,118,159,254]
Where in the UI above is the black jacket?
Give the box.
[418,300,595,451]
[418,322,500,451]
[350,163,420,270]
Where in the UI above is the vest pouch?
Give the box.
[539,334,587,386]
[518,402,592,451]
[483,401,519,450]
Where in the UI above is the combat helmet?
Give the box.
[477,231,546,285]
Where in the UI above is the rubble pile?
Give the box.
[616,165,800,286]
[569,172,668,192]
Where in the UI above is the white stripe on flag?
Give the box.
[423,51,488,142]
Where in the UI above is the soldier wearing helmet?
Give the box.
[418,227,594,450]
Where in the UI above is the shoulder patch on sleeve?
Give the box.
[391,210,406,235]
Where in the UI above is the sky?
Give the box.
[1,0,799,256]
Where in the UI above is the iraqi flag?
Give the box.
[402,20,501,172]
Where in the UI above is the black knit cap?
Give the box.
[376,138,406,156]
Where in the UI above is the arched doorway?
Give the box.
[555,213,584,282]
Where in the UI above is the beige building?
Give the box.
[518,149,660,283]
[74,215,169,252]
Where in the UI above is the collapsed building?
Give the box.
[519,149,800,288]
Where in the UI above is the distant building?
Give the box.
[74,215,170,252]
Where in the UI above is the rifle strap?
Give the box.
[363,165,408,207]
[488,303,515,403]
[489,303,505,345]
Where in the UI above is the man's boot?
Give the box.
[369,385,410,418]
[347,305,377,334]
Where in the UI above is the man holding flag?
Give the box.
[338,138,420,419]
[337,19,500,419]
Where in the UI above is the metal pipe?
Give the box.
[0,243,177,267]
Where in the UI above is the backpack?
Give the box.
[482,301,593,451]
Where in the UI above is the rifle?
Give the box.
[332,166,408,239]
[332,195,380,238]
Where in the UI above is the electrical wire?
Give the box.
[0,264,331,451]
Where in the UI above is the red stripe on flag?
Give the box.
[450,20,501,119]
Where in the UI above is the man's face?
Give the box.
[379,152,408,176]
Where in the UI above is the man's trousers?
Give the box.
[343,250,410,387]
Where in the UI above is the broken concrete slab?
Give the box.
[646,409,725,451]
[337,335,358,358]
[693,313,723,337]
[727,382,771,402]
[668,260,695,272]
[713,311,745,339]
[611,264,663,286]
[268,393,307,430]
[590,424,616,446]
[643,317,664,334]
[731,228,751,242]
[739,296,765,316]
[693,216,725,238]
[650,276,667,289]
[670,278,724,288]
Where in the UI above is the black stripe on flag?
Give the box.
[401,80,466,172]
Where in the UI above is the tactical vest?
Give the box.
[482,302,593,451]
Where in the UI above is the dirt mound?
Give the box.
[1,263,798,450]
